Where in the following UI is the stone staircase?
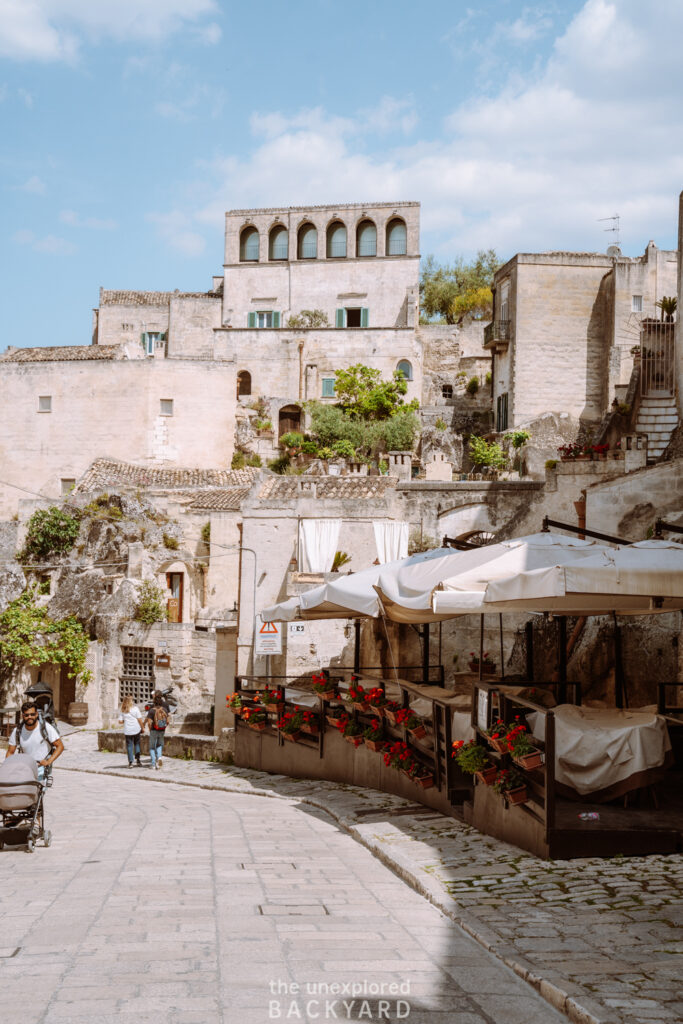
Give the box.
[635,395,679,461]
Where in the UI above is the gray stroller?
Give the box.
[0,754,52,852]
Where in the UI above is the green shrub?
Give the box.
[162,534,179,550]
[134,580,167,624]
[469,435,507,469]
[485,371,492,385]
[19,506,81,563]
[317,446,335,460]
[280,431,304,450]
[254,419,272,432]
[246,453,262,467]
[231,451,246,469]
[300,440,319,455]
[268,455,291,474]
[545,459,558,470]
[332,439,356,459]
[505,429,531,449]
[435,417,447,431]
[0,590,89,695]
[466,376,480,395]
[201,522,211,544]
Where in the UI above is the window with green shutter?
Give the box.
[360,307,369,328]
[272,311,280,328]
[322,377,336,397]
[248,312,256,328]
[335,309,345,328]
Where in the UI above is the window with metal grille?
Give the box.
[326,222,347,258]
[442,384,453,399]
[496,392,509,432]
[298,224,317,259]
[240,227,259,262]
[119,646,155,705]
[386,218,407,255]
[269,226,288,260]
[356,219,376,257]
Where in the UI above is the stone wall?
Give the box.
[584,457,683,540]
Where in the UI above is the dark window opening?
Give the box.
[442,384,453,399]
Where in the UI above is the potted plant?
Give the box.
[468,651,496,674]
[300,709,320,736]
[408,762,435,789]
[365,686,386,712]
[506,722,543,770]
[257,687,284,716]
[345,680,369,712]
[326,708,346,729]
[451,740,497,784]
[342,718,364,747]
[382,700,402,725]
[277,707,304,742]
[394,707,427,740]
[485,719,509,754]
[311,671,338,701]
[363,718,385,752]
[241,707,267,731]
[492,767,528,805]
[226,692,244,715]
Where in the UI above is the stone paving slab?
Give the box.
[55,730,683,1024]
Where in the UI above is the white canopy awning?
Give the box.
[484,539,683,615]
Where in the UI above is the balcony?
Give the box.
[483,320,511,350]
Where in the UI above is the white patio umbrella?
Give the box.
[260,546,462,622]
[483,539,683,615]
[401,533,614,618]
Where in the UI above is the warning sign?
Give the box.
[254,617,282,655]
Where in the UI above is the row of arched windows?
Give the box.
[239,218,407,262]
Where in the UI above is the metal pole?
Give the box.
[614,612,625,708]
[557,616,567,705]
[499,613,505,681]
[479,614,484,682]
[422,623,430,685]
[353,619,361,674]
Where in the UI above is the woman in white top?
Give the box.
[119,696,143,768]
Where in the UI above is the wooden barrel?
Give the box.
[67,702,89,726]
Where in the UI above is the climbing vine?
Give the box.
[0,590,89,697]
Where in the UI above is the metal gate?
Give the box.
[640,321,675,395]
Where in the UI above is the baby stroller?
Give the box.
[0,754,52,853]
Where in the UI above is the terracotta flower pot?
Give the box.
[383,709,399,726]
[365,739,385,752]
[468,661,496,675]
[282,731,301,742]
[414,774,434,790]
[352,701,369,713]
[408,724,427,740]
[301,723,319,736]
[248,722,266,732]
[344,734,362,746]
[488,736,508,754]
[326,714,343,728]
[504,785,528,805]
[513,749,543,771]
[475,766,498,786]
[315,690,338,701]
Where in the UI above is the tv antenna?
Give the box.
[598,213,620,246]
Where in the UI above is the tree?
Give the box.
[332,364,418,420]
[420,250,502,324]
[286,309,330,328]
[655,296,677,322]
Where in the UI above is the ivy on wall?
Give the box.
[0,590,89,699]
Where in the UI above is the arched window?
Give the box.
[397,360,413,380]
[356,219,376,257]
[386,218,407,256]
[297,224,317,259]
[326,222,347,258]
[269,225,288,261]
[237,370,252,397]
[239,227,259,262]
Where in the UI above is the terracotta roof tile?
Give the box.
[187,488,251,511]
[75,459,259,493]
[0,345,120,363]
[256,476,396,501]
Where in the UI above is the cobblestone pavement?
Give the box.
[50,732,683,1023]
[0,759,567,1024]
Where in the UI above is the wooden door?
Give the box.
[166,572,183,622]
[59,664,76,719]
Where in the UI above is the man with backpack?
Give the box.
[6,700,64,779]
[145,691,171,770]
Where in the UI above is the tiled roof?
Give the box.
[99,290,218,306]
[0,345,120,363]
[75,459,260,493]
[187,488,251,511]
[256,476,396,501]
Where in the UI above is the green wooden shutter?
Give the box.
[335,308,345,328]
[141,331,148,350]
[248,312,256,328]
[272,311,280,328]
[360,307,369,328]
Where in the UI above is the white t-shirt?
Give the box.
[9,721,60,762]
[119,706,143,735]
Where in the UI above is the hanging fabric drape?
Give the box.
[298,519,342,573]
[373,521,409,564]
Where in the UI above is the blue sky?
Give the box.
[2,0,682,349]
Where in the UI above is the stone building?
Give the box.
[485,243,678,442]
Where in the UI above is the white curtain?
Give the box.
[298,519,342,573]
[373,521,409,564]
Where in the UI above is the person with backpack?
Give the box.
[145,691,171,770]
[6,700,63,780]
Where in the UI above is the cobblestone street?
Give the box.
[2,731,681,1024]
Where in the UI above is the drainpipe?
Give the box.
[298,339,305,402]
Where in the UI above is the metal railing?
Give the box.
[484,320,511,346]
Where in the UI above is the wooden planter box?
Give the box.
[513,749,543,771]
[383,709,399,726]
[414,774,435,790]
[408,724,427,741]
[475,766,498,786]
[314,690,338,702]
[504,786,528,806]
[282,731,301,743]
[326,715,344,728]
[468,661,496,675]
[301,722,319,736]
[364,739,385,752]
[487,736,508,754]
[351,702,369,713]
[248,722,266,732]
[343,734,363,747]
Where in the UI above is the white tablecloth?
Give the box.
[529,705,671,796]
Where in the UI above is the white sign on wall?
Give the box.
[287,622,307,639]
[254,617,282,655]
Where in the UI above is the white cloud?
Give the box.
[59,209,117,229]
[0,0,220,61]
[18,87,34,106]
[17,175,46,194]
[146,210,205,257]
[183,0,683,260]
[13,228,75,253]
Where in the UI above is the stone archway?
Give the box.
[437,503,498,545]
